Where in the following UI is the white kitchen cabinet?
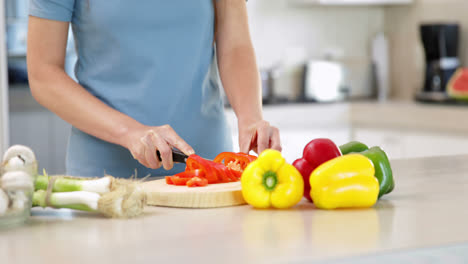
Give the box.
[353,128,468,160]
[288,0,413,6]
[353,128,405,159]
[9,87,71,174]
[9,111,52,172]
[279,129,350,163]
[403,132,468,158]
[9,110,70,174]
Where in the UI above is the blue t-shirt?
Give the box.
[29,0,233,178]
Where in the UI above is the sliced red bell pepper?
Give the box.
[211,163,228,183]
[224,167,239,182]
[237,152,257,163]
[174,169,205,179]
[170,176,191,186]
[165,176,173,185]
[187,177,209,187]
[186,155,218,183]
[213,152,255,171]
[168,153,253,187]
[229,168,242,179]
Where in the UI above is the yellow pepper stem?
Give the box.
[262,171,278,191]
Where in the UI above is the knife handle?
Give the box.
[156,149,189,164]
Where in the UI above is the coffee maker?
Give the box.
[416,23,460,102]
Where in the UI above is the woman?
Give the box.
[27,0,281,178]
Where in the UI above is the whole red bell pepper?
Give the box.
[293,138,342,202]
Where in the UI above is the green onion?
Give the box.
[36,171,113,194]
[32,184,146,218]
[33,190,99,211]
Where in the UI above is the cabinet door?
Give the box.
[353,128,405,159]
[403,132,468,158]
[9,111,52,172]
[280,129,351,163]
[231,128,350,163]
[50,114,71,174]
[353,128,468,159]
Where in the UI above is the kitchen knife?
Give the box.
[156,148,189,164]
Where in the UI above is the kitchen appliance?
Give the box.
[301,58,374,102]
[416,23,460,102]
[260,69,273,104]
[302,60,346,102]
[270,64,304,103]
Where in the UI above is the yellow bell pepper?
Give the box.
[241,150,304,209]
[310,154,379,210]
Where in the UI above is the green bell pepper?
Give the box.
[360,147,394,198]
[339,141,369,155]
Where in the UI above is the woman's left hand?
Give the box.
[238,120,282,154]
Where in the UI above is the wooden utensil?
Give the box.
[143,179,246,208]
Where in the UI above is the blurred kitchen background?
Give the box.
[1,0,468,174]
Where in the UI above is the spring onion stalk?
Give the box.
[0,189,9,215]
[32,183,147,218]
[35,174,113,194]
[98,184,146,218]
[33,190,100,212]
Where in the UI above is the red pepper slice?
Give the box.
[165,176,173,185]
[214,163,230,183]
[213,152,254,171]
[187,177,209,187]
[186,155,218,183]
[236,152,257,163]
[229,168,242,179]
[169,176,191,186]
[174,169,205,179]
[225,166,239,182]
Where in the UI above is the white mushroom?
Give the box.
[2,145,38,177]
[1,171,34,192]
[3,145,36,163]
[0,189,8,215]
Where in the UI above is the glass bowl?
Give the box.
[0,189,33,228]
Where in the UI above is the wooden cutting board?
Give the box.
[143,179,246,208]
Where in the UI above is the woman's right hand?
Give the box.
[122,124,195,170]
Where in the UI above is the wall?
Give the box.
[384,0,468,100]
[247,0,385,69]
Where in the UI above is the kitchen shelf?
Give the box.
[288,0,413,6]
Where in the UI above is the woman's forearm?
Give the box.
[217,44,263,125]
[214,0,263,126]
[28,65,143,148]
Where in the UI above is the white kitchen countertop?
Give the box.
[2,154,468,264]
